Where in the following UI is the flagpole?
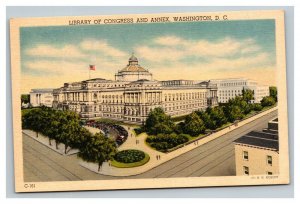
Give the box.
[89,67,91,80]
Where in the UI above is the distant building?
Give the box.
[53,54,218,124]
[234,118,279,176]
[30,89,54,107]
[210,78,269,103]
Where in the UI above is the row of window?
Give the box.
[220,82,247,87]
[243,166,273,175]
[243,151,273,166]
[219,90,242,93]
[164,103,205,111]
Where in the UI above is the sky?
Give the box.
[20,19,277,94]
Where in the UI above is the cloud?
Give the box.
[25,44,86,59]
[24,60,88,75]
[80,39,127,58]
[21,60,114,93]
[135,36,264,62]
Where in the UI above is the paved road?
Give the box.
[23,110,277,182]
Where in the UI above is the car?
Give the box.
[116,135,126,144]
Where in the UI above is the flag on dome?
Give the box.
[89,65,96,71]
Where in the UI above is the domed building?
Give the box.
[53,53,218,124]
[115,54,153,81]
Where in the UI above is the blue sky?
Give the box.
[20,19,276,93]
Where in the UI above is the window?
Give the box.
[266,171,273,175]
[267,155,273,166]
[243,151,249,160]
[243,166,249,175]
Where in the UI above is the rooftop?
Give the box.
[234,119,279,151]
[234,135,278,151]
[30,88,54,93]
[120,54,148,72]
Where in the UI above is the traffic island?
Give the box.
[111,149,150,168]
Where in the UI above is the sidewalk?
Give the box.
[79,106,278,176]
[22,130,79,156]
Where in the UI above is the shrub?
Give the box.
[134,127,144,135]
[114,149,145,163]
[146,133,189,151]
[261,96,276,107]
[253,103,263,111]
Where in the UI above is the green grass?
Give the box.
[111,153,150,168]
[185,133,206,141]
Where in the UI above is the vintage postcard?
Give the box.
[10,10,289,192]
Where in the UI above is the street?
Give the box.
[23,110,278,182]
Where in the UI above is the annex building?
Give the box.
[52,54,218,124]
[210,78,269,103]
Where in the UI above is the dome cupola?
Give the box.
[128,53,138,65]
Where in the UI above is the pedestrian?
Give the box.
[159,155,161,160]
[156,155,158,160]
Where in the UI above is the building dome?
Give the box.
[129,54,138,63]
[115,54,153,81]
[120,53,147,72]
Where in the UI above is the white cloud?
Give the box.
[25,44,86,58]
[136,36,264,62]
[80,39,127,58]
[22,60,114,93]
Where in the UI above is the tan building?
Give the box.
[53,54,218,124]
[234,118,279,176]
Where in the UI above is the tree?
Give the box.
[183,112,205,136]
[39,107,56,144]
[195,110,214,129]
[23,108,44,138]
[21,94,30,105]
[242,88,254,104]
[144,107,175,135]
[269,86,277,102]
[261,96,276,107]
[57,110,81,154]
[78,133,117,171]
[224,105,244,123]
[209,107,228,128]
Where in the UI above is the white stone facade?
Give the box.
[30,89,54,107]
[210,78,269,103]
[53,55,218,124]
